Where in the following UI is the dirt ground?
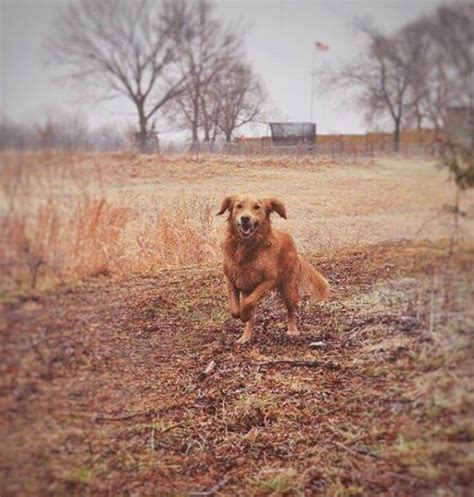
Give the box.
[1,241,473,497]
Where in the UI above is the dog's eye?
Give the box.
[236,204,243,209]
[254,204,261,210]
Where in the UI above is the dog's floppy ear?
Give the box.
[216,195,235,216]
[266,198,287,219]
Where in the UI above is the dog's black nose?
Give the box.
[241,216,250,224]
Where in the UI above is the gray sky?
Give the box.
[1,0,442,137]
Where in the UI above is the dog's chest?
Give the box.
[225,251,268,292]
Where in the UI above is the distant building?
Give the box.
[445,106,474,148]
[269,122,316,146]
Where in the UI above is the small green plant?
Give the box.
[328,484,365,497]
[258,468,297,495]
[60,467,93,484]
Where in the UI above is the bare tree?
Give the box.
[325,21,425,150]
[214,62,267,143]
[200,82,222,143]
[93,123,129,151]
[403,3,474,131]
[0,118,33,151]
[46,0,187,152]
[164,0,243,143]
[35,111,90,150]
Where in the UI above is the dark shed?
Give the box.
[269,122,316,146]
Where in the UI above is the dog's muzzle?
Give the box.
[237,217,258,238]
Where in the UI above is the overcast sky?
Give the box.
[1,0,442,137]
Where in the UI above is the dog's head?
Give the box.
[217,195,287,239]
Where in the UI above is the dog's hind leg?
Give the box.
[280,279,300,337]
[286,305,300,337]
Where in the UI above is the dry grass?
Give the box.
[0,153,223,292]
[0,195,217,292]
[0,151,472,292]
[2,150,473,292]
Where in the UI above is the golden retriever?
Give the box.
[217,195,329,344]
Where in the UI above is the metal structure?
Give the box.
[269,122,316,146]
[445,106,474,149]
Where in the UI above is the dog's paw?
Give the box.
[287,327,301,337]
[230,307,241,319]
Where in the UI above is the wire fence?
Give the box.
[0,132,442,161]
[179,140,440,162]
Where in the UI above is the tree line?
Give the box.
[0,113,131,152]
[44,0,267,152]
[1,1,471,153]
[325,2,473,150]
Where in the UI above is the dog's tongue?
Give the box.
[241,224,251,233]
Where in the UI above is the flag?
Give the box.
[315,41,329,51]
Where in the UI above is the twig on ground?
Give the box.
[316,402,348,418]
[333,440,380,459]
[198,360,217,381]
[149,427,155,452]
[255,359,340,370]
[429,273,437,336]
[94,411,155,423]
[386,471,415,483]
[413,207,446,238]
[189,475,232,497]
[161,422,183,434]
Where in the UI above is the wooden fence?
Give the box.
[232,129,439,157]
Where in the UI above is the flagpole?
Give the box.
[309,46,316,122]
[310,42,329,124]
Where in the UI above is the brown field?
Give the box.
[1,151,473,291]
[1,152,473,496]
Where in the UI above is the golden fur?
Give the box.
[217,195,329,344]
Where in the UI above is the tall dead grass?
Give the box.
[0,152,218,292]
[0,195,218,291]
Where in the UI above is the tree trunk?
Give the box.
[394,120,401,152]
[416,113,423,131]
[211,121,219,142]
[191,98,200,143]
[191,123,199,143]
[137,107,148,153]
[201,101,210,142]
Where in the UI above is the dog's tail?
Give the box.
[299,257,330,301]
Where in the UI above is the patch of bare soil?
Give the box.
[1,242,473,497]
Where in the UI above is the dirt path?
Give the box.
[1,242,473,497]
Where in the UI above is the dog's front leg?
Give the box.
[226,279,240,319]
[240,280,275,322]
[236,308,255,344]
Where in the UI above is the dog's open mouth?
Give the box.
[238,222,258,238]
